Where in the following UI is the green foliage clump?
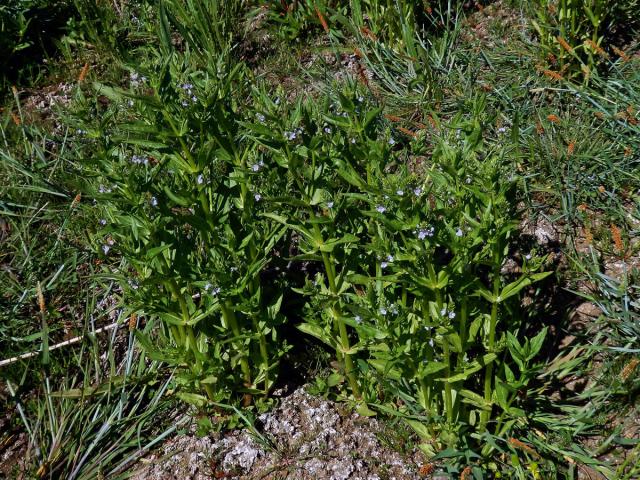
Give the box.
[0,0,74,92]
[531,0,640,82]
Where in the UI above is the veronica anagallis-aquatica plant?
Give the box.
[74,1,290,407]
[246,90,552,453]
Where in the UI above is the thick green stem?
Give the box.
[481,250,501,431]
[221,301,252,387]
[422,296,434,412]
[168,280,216,401]
[436,290,454,426]
[314,223,361,398]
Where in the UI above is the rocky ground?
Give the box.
[130,386,429,480]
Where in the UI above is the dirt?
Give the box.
[129,386,427,480]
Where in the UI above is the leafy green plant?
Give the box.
[69,0,291,406]
[245,84,553,462]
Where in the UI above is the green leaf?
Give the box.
[459,389,492,411]
[319,234,359,252]
[356,403,377,417]
[440,353,497,383]
[297,322,334,348]
[158,312,186,326]
[405,419,431,441]
[528,327,548,360]
[499,271,552,302]
[421,362,447,376]
[368,358,403,381]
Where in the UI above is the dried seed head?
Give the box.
[384,114,402,123]
[460,466,472,480]
[71,193,82,208]
[397,126,417,138]
[11,112,21,126]
[556,36,574,53]
[419,463,435,475]
[129,313,137,332]
[612,46,630,62]
[624,146,633,157]
[508,437,538,456]
[547,114,560,124]
[584,226,593,246]
[610,224,624,255]
[37,281,45,314]
[620,358,639,382]
[567,141,575,156]
[543,69,564,81]
[360,26,377,41]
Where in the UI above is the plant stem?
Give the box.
[436,290,454,426]
[481,248,501,431]
[313,223,361,398]
[221,300,252,387]
[421,296,433,412]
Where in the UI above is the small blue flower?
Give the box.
[455,228,463,237]
[254,193,262,201]
[256,113,266,123]
[376,205,386,213]
[150,196,158,207]
[417,226,434,240]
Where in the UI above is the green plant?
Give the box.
[0,0,75,94]
[530,0,640,82]
[68,0,291,406]
[6,315,179,479]
[245,85,553,462]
